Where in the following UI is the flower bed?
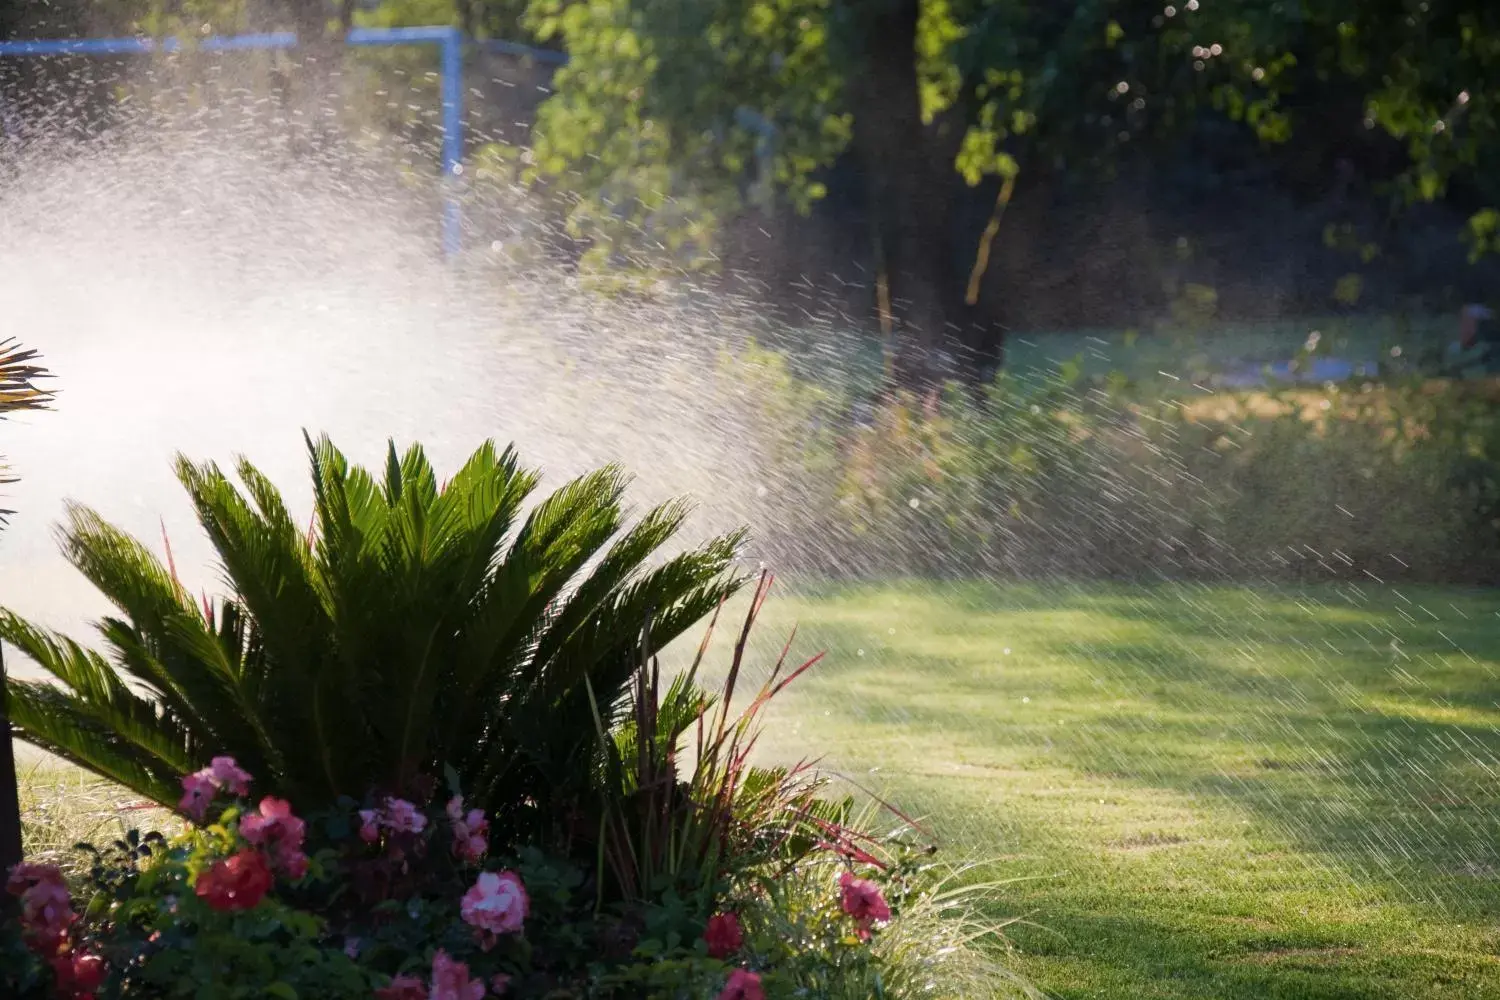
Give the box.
[5,751,984,999]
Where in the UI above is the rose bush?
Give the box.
[4,747,983,1000]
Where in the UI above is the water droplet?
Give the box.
[857,648,865,656]
[1003,647,1012,655]
[755,485,768,498]
[908,497,920,510]
[1022,696,1031,704]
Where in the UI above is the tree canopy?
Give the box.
[2,0,1495,379]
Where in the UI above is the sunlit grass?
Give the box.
[757,582,1500,1000]
[16,753,178,885]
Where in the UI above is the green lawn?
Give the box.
[753,582,1500,1000]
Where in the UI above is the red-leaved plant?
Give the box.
[588,571,910,907]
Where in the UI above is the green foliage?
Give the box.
[1,434,745,828]
[0,922,49,1000]
[498,0,1500,276]
[516,0,848,272]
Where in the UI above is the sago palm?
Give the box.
[0,433,745,832]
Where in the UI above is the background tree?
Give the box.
[515,0,1499,383]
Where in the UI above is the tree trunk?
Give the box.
[0,645,23,881]
[847,0,959,390]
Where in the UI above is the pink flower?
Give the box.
[375,974,428,1000]
[703,912,743,958]
[838,871,891,940]
[359,808,382,843]
[178,771,218,822]
[429,950,485,1000]
[461,870,528,942]
[447,796,490,863]
[489,973,512,995]
[208,756,252,796]
[717,969,764,1000]
[178,756,252,822]
[382,798,427,834]
[239,797,309,878]
[18,877,75,953]
[6,861,64,895]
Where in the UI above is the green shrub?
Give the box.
[725,345,1500,583]
[0,434,744,831]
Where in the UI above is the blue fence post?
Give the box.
[439,26,463,257]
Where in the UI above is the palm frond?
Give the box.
[0,613,195,795]
[0,337,55,523]
[0,338,52,417]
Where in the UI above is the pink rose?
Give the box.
[358,809,382,843]
[430,950,485,1000]
[838,871,891,940]
[717,969,764,1000]
[18,877,75,953]
[239,797,309,878]
[461,870,528,942]
[178,756,252,822]
[10,863,75,951]
[6,861,65,897]
[208,756,252,796]
[703,912,744,958]
[178,772,218,822]
[382,798,428,835]
[447,797,490,863]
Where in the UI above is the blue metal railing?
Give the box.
[0,28,570,256]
